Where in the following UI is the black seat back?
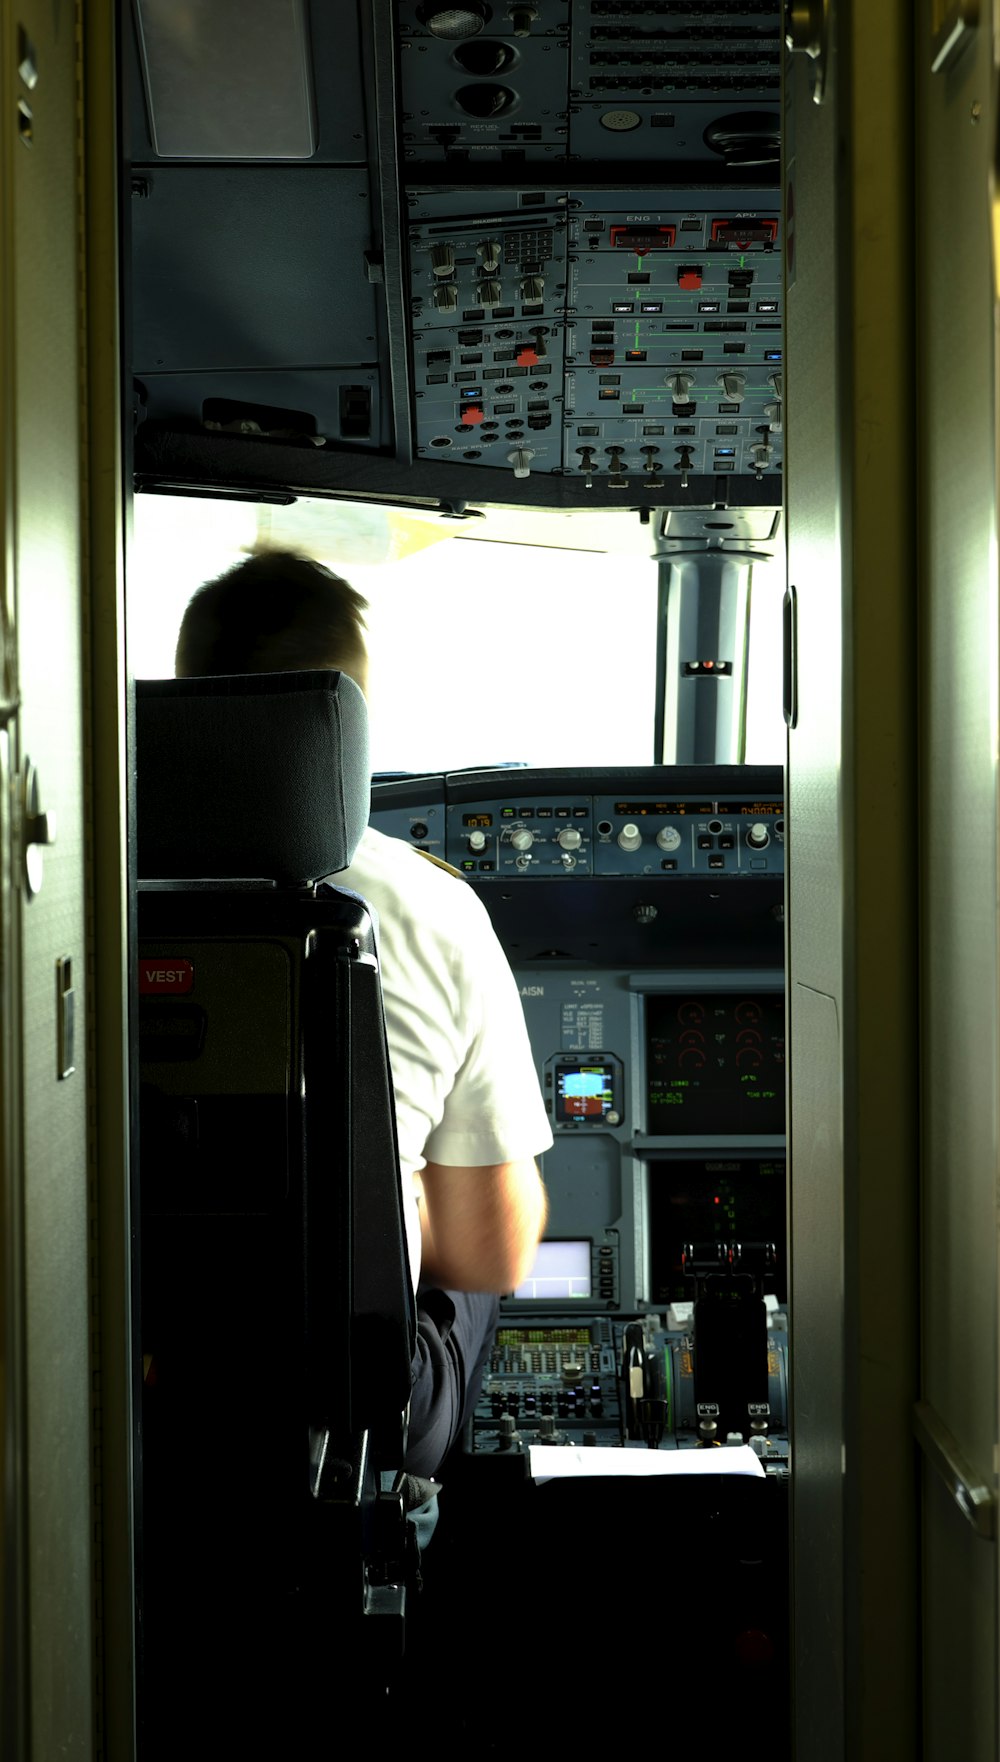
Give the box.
[135,670,415,1750]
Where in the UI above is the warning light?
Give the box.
[703,660,715,670]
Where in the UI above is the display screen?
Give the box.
[512,1239,592,1301]
[556,1062,615,1122]
[647,1158,786,1304]
[646,992,785,1135]
[463,812,493,828]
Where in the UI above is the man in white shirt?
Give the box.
[175,549,551,1476]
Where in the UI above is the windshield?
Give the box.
[128,490,784,772]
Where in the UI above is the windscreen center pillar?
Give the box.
[655,550,757,765]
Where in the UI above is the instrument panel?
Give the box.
[372,768,784,878]
[371,766,788,1470]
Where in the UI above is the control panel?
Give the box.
[472,1312,790,1476]
[370,767,788,1469]
[128,4,785,504]
[409,189,782,484]
[372,768,784,879]
[397,3,781,170]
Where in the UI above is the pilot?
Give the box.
[175,548,551,1480]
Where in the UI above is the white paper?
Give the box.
[528,1443,766,1483]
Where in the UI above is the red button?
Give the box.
[461,405,485,426]
[734,1629,774,1667]
[516,346,539,366]
[678,269,702,291]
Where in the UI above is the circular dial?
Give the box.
[746,822,771,849]
[557,827,582,851]
[510,827,534,852]
[468,829,487,853]
[656,826,682,851]
[617,822,642,852]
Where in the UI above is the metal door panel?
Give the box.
[916,1,1000,1752]
[8,1,93,1752]
[2,2,130,1756]
[786,0,920,1753]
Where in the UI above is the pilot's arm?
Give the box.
[417,1157,548,1293]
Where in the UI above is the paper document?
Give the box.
[528,1443,767,1483]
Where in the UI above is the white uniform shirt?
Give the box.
[335,826,553,1289]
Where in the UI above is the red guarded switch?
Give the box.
[461,405,485,426]
[678,266,703,291]
[516,345,539,366]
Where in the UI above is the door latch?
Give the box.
[21,759,56,899]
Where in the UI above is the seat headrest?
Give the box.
[136,670,369,884]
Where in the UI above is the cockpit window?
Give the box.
[129,490,784,772]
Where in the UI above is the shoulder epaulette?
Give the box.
[413,848,466,881]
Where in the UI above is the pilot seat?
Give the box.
[135,668,415,1752]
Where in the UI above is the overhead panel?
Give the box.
[127,0,784,502]
[397,0,570,163]
[396,1,781,171]
[570,2,781,167]
[407,187,782,486]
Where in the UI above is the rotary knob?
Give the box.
[519,275,544,302]
[746,822,771,849]
[430,242,456,278]
[468,829,488,853]
[617,823,642,852]
[667,371,695,405]
[716,370,746,404]
[432,282,458,313]
[656,825,682,851]
[510,827,534,851]
[557,826,582,851]
[479,279,502,310]
[477,238,502,272]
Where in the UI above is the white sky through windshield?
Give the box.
[129,491,784,771]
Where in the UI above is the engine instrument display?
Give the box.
[646,993,785,1135]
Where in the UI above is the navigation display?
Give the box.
[646,992,785,1135]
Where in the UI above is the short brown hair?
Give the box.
[175,549,369,682]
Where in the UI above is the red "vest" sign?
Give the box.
[139,960,194,994]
